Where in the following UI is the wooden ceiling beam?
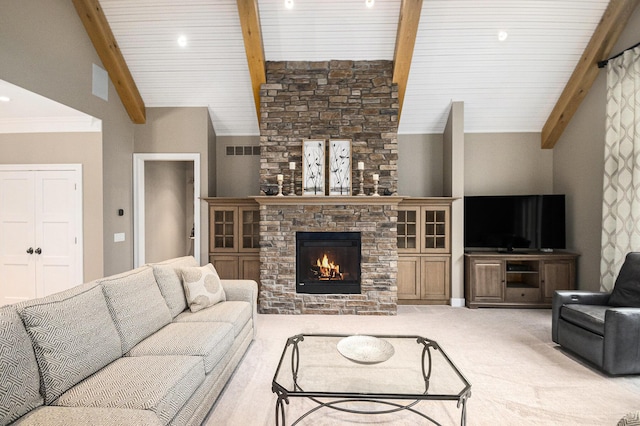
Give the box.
[541,0,640,149]
[72,0,146,124]
[393,0,423,121]
[237,0,266,122]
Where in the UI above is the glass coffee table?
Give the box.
[272,334,471,425]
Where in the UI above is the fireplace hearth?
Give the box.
[296,231,361,294]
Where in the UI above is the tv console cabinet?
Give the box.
[464,252,578,308]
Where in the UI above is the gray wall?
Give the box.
[216,135,260,197]
[465,132,553,195]
[0,132,103,282]
[554,4,640,291]
[444,102,466,304]
[134,107,211,264]
[208,115,217,198]
[0,0,134,276]
[397,134,444,196]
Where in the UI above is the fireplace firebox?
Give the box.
[296,232,361,294]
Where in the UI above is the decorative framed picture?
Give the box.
[302,139,325,196]
[328,139,352,196]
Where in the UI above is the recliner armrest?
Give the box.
[603,308,640,375]
[552,290,611,342]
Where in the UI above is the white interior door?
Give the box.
[0,166,83,306]
[35,171,81,297]
[0,172,37,305]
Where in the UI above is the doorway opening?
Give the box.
[133,153,200,267]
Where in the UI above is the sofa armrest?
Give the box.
[221,279,257,304]
[221,279,258,338]
[552,290,611,343]
[603,308,640,375]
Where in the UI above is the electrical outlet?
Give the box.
[114,232,125,243]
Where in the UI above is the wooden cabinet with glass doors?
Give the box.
[397,199,453,305]
[205,198,260,291]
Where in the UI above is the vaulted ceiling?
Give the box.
[91,0,633,146]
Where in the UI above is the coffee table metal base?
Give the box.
[273,393,469,425]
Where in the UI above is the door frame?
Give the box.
[0,164,84,286]
[133,153,201,267]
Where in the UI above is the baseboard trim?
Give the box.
[450,298,465,307]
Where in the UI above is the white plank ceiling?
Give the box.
[98,0,611,136]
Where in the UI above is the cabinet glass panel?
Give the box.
[424,209,447,249]
[212,210,235,249]
[241,209,260,249]
[397,209,418,249]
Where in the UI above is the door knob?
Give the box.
[35,248,42,255]
[26,247,34,254]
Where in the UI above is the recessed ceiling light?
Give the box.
[498,30,508,42]
[177,35,188,47]
[284,0,294,9]
[366,0,375,7]
[0,96,10,102]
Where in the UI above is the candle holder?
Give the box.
[372,177,380,196]
[289,169,296,196]
[357,169,365,196]
[277,177,284,196]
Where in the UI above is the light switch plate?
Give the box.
[114,232,125,242]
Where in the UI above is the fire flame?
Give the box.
[315,254,343,280]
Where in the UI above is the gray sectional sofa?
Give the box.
[0,256,257,426]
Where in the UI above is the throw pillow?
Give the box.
[181,264,226,312]
[608,252,640,307]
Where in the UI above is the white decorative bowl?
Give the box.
[337,335,395,364]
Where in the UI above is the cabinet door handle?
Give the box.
[35,248,42,255]
[26,247,34,254]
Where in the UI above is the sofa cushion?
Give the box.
[13,406,163,426]
[99,266,172,353]
[560,304,607,335]
[181,263,226,313]
[55,355,205,426]
[127,322,234,373]
[609,252,640,307]
[17,282,122,405]
[151,256,199,318]
[175,300,251,337]
[0,306,43,426]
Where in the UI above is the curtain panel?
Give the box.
[601,47,640,291]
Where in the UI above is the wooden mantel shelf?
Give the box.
[203,196,458,206]
[253,195,405,206]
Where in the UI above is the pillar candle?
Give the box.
[277,174,284,182]
[357,161,364,170]
[372,173,379,181]
[289,162,296,170]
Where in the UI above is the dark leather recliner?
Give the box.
[552,252,640,375]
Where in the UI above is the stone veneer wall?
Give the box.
[258,60,399,315]
[260,60,398,194]
[259,201,398,315]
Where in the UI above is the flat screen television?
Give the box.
[464,194,566,252]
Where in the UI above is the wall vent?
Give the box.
[226,146,260,156]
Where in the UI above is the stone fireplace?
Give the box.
[257,197,399,315]
[258,60,399,315]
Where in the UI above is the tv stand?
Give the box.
[464,251,578,308]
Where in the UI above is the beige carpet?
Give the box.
[205,306,640,425]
